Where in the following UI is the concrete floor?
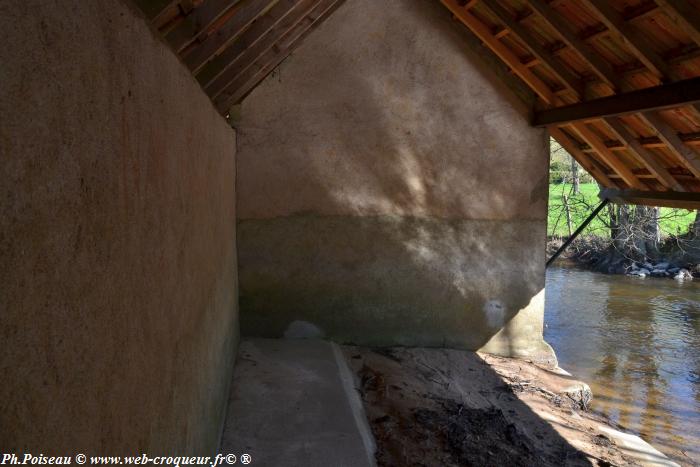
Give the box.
[219,338,375,467]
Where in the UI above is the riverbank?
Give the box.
[546,235,700,279]
[344,345,678,466]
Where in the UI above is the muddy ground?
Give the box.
[343,346,646,467]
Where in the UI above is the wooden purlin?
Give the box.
[183,0,277,73]
[639,112,700,180]
[214,0,342,112]
[603,117,685,192]
[548,126,615,188]
[166,0,241,52]
[441,0,555,104]
[206,0,325,99]
[480,0,583,99]
[580,0,669,80]
[195,0,307,88]
[570,122,646,190]
[526,0,622,92]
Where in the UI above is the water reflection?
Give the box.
[545,266,700,464]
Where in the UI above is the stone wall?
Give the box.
[236,0,554,362]
[0,0,238,455]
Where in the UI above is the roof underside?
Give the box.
[441,0,700,207]
[131,0,344,114]
[131,0,700,207]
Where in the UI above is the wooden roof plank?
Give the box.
[639,111,700,179]
[213,0,341,112]
[604,117,685,191]
[533,76,700,126]
[166,0,238,53]
[525,0,623,92]
[548,126,615,187]
[571,122,647,189]
[184,0,278,73]
[205,0,323,98]
[654,0,700,48]
[441,0,555,104]
[580,0,670,80]
[480,0,583,99]
[197,0,306,88]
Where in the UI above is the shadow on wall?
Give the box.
[235,0,551,360]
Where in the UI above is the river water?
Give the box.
[545,266,700,464]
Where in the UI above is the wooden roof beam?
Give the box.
[183,0,278,73]
[166,0,239,53]
[604,117,684,191]
[441,0,555,104]
[481,0,583,100]
[571,122,647,189]
[196,0,306,88]
[533,77,700,126]
[205,0,323,97]
[525,0,623,92]
[213,0,341,112]
[654,0,700,48]
[581,0,669,80]
[548,126,615,187]
[600,188,700,209]
[639,111,700,180]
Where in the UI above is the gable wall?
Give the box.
[236,0,554,361]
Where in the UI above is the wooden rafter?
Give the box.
[639,111,700,179]
[183,0,277,73]
[654,0,700,48]
[571,122,646,189]
[580,0,669,80]
[213,0,341,112]
[196,0,306,88]
[206,0,323,98]
[480,0,583,99]
[525,0,623,92]
[441,0,555,104]
[603,117,684,191]
[548,126,614,187]
[166,0,239,52]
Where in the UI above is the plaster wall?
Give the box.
[0,0,238,455]
[236,0,554,361]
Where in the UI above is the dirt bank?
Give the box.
[343,346,675,466]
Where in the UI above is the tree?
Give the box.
[571,156,580,195]
[693,210,700,237]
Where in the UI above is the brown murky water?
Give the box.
[545,266,700,465]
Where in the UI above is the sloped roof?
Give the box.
[131,0,343,114]
[131,0,700,206]
[441,0,700,206]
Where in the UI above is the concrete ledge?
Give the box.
[219,338,375,466]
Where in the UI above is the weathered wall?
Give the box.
[0,0,238,455]
[236,0,554,362]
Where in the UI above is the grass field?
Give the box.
[548,183,697,238]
